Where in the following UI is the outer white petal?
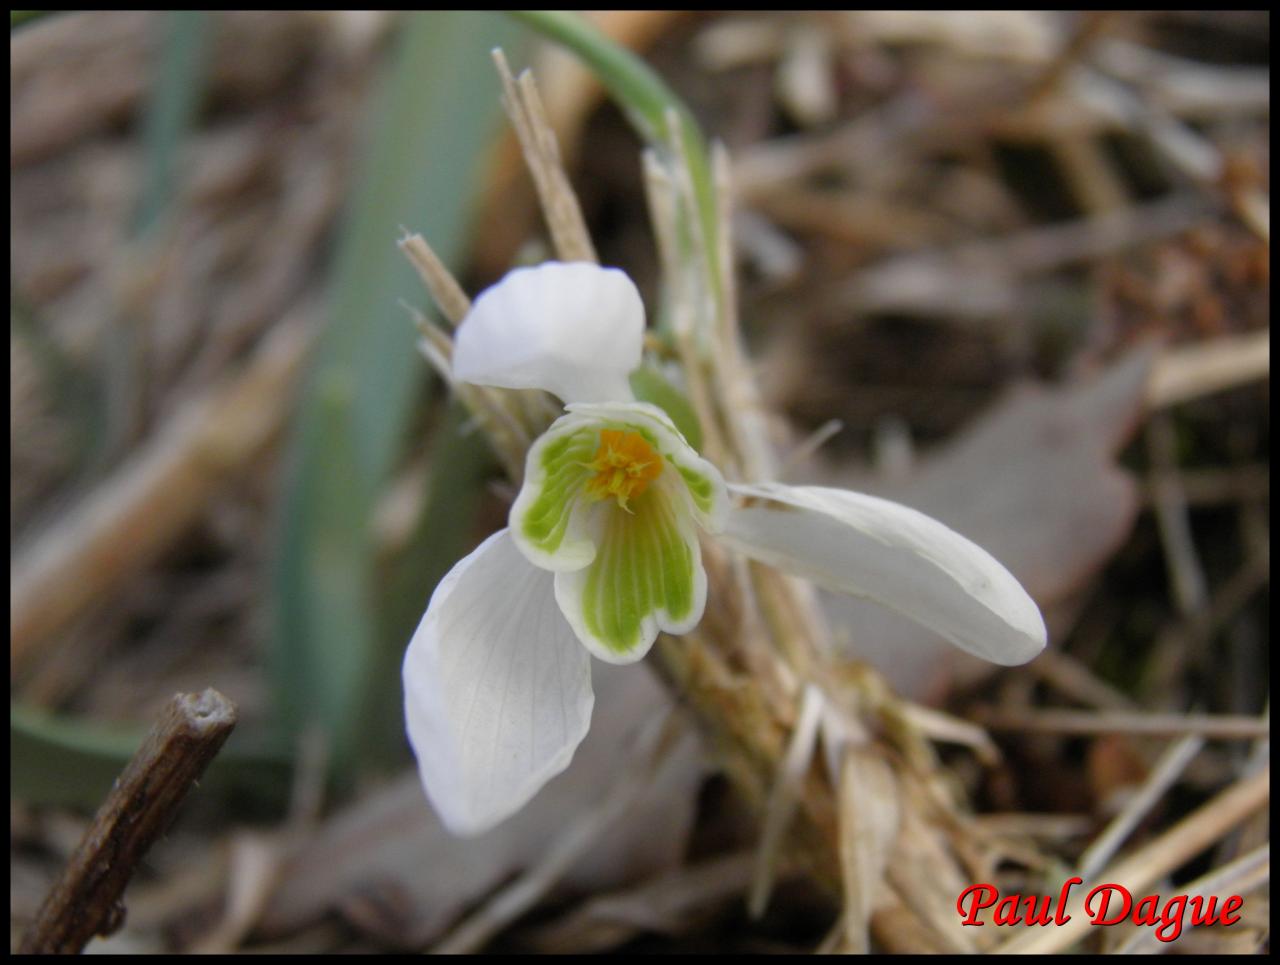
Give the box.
[719,483,1047,666]
[452,262,644,403]
[403,529,595,836]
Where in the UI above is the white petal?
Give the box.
[452,262,644,403]
[403,529,595,835]
[719,483,1047,666]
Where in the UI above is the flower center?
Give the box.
[583,429,663,511]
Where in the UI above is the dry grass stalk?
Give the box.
[709,141,778,483]
[1095,38,1270,118]
[748,682,825,918]
[976,708,1271,739]
[1147,414,1210,616]
[1112,842,1270,954]
[1029,649,1138,711]
[1234,707,1271,859]
[1140,464,1270,508]
[840,194,1208,319]
[1026,11,1118,103]
[994,765,1269,953]
[432,714,683,954]
[398,232,472,326]
[639,149,734,466]
[895,702,1001,765]
[10,312,313,675]
[1146,329,1271,410]
[1084,60,1271,244]
[1075,733,1204,879]
[405,299,529,482]
[527,850,766,953]
[835,748,899,953]
[880,787,981,953]
[971,813,1093,839]
[492,49,598,265]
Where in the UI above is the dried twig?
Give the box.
[18,689,238,954]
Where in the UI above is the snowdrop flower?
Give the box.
[403,261,1046,835]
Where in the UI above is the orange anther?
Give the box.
[583,429,663,510]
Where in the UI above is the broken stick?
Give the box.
[19,689,238,954]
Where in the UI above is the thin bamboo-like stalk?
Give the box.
[975,708,1271,739]
[492,49,598,266]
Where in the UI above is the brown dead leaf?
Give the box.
[258,661,705,948]
[1087,734,1150,814]
[823,343,1158,700]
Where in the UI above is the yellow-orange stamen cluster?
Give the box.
[583,429,663,511]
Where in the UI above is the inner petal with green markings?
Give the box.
[509,401,727,663]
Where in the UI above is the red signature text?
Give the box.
[956,878,1244,942]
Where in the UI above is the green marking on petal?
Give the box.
[518,427,595,556]
[578,486,698,656]
[655,490,694,619]
[676,464,718,517]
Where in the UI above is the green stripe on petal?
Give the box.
[676,464,719,518]
[553,480,706,664]
[510,423,599,570]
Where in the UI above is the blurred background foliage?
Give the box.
[11,11,1268,953]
